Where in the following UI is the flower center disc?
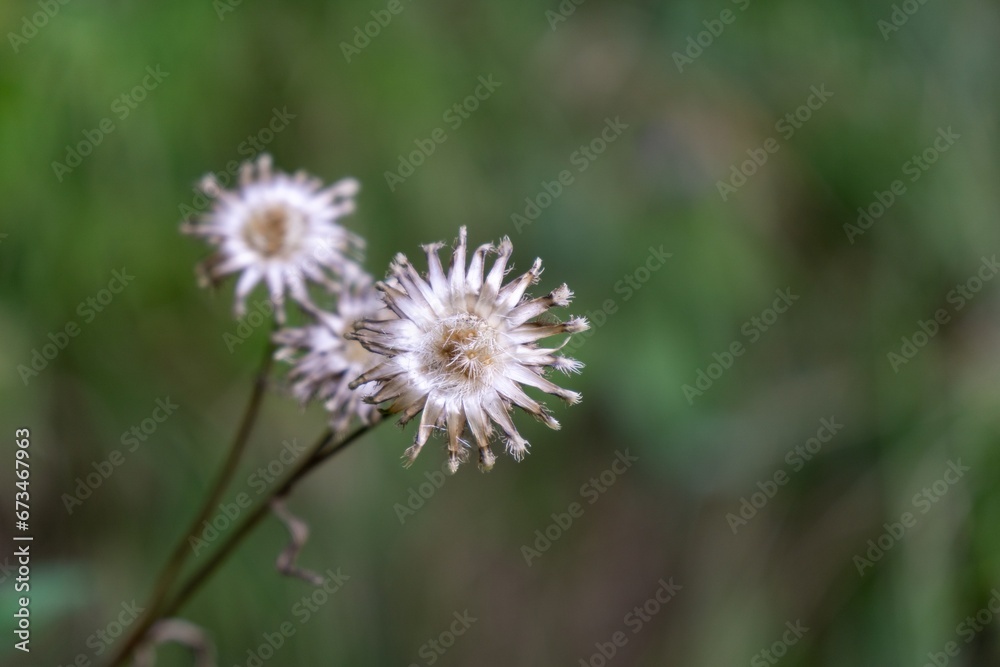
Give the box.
[431,314,501,383]
[244,205,302,257]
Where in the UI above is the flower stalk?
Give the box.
[113,154,591,665]
[107,421,376,667]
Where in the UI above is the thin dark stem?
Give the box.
[158,424,371,619]
[106,334,275,667]
[107,422,376,667]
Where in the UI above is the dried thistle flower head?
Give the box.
[348,227,588,473]
[273,277,386,434]
[181,154,362,322]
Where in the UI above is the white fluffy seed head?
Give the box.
[182,154,363,322]
[273,277,386,433]
[350,226,587,473]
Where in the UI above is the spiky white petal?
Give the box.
[182,154,363,322]
[349,227,588,472]
[274,278,386,434]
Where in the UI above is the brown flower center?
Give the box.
[434,315,500,381]
[244,205,301,257]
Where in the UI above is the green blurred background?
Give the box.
[3,0,1000,665]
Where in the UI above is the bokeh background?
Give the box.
[3,0,1000,665]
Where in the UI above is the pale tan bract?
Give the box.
[273,278,386,434]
